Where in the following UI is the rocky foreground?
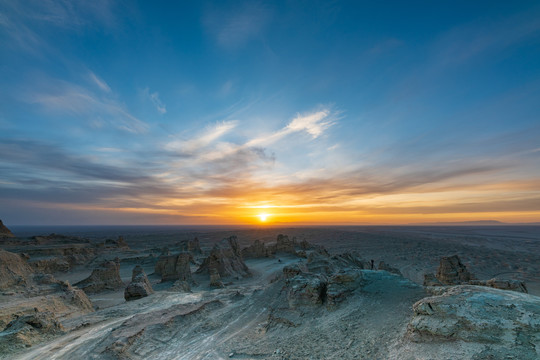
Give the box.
[0,221,539,359]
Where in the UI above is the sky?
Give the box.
[1,1,540,226]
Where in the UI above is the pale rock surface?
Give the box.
[407,285,540,359]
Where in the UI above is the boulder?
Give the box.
[196,236,250,279]
[408,285,540,358]
[286,273,327,308]
[435,255,473,285]
[124,266,154,301]
[0,249,33,290]
[155,252,193,283]
[0,219,15,238]
[74,258,124,293]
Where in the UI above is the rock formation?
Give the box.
[241,239,272,258]
[0,311,64,352]
[124,265,154,301]
[60,281,94,312]
[270,234,297,255]
[469,278,528,293]
[0,249,33,290]
[0,219,15,238]
[209,268,224,288]
[154,252,193,283]
[408,285,540,358]
[286,273,328,308]
[74,258,124,293]
[170,280,191,292]
[196,236,250,279]
[435,255,473,285]
[177,237,202,253]
[105,236,130,250]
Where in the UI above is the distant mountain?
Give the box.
[408,220,506,226]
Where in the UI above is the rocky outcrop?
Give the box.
[286,273,328,308]
[104,236,130,250]
[196,236,250,279]
[60,281,94,312]
[241,239,272,258]
[30,257,71,273]
[326,271,364,308]
[0,219,15,238]
[408,285,540,358]
[170,280,191,292]
[209,268,224,288]
[124,266,154,301]
[154,252,193,283]
[74,258,124,293]
[177,238,201,253]
[270,234,297,255]
[435,255,473,285]
[0,311,64,352]
[469,278,528,293]
[0,249,33,290]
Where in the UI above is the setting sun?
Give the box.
[258,213,270,222]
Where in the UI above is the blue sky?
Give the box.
[1,1,539,225]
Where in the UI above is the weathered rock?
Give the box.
[326,270,363,308]
[60,281,94,312]
[0,249,33,290]
[177,238,202,253]
[209,268,224,288]
[196,236,250,279]
[170,280,191,292]
[331,252,370,269]
[408,285,540,358]
[241,239,272,258]
[271,234,297,255]
[435,255,473,285]
[74,258,124,293]
[0,311,64,351]
[306,251,337,275]
[298,239,312,250]
[423,273,443,287]
[30,257,71,273]
[377,261,402,276]
[469,278,528,293]
[286,273,328,308]
[105,236,130,250]
[0,219,15,238]
[155,252,193,283]
[124,266,154,301]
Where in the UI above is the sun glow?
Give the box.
[258,213,270,222]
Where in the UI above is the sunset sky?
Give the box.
[1,1,539,225]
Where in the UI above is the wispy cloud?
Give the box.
[246,108,336,147]
[88,71,111,93]
[143,87,167,114]
[26,77,148,134]
[165,120,238,153]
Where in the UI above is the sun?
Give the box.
[258,213,270,222]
